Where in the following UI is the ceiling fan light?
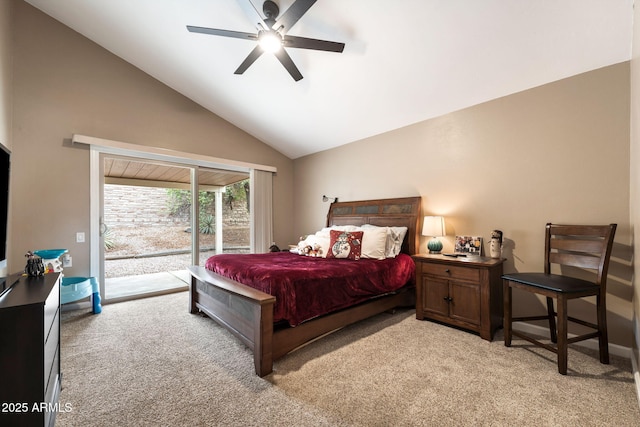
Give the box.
[258,31,282,53]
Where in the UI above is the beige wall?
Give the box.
[294,63,633,348]
[631,0,640,369]
[0,0,11,149]
[9,1,293,276]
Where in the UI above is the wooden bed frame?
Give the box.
[188,196,421,376]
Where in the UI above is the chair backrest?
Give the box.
[544,223,617,287]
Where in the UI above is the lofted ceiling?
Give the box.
[24,0,633,159]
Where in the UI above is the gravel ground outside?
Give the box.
[104,225,248,278]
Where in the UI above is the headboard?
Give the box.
[326,197,422,255]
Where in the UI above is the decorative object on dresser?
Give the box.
[502,223,616,375]
[454,236,483,255]
[0,272,62,427]
[413,254,505,341]
[489,230,503,258]
[24,251,45,277]
[422,216,445,254]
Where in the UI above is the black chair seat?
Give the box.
[502,272,599,294]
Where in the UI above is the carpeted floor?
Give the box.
[57,291,639,426]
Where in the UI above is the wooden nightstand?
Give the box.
[412,254,505,341]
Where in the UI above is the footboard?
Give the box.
[188,266,276,376]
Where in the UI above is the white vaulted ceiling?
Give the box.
[24,0,633,159]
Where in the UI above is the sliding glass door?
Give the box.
[98,155,250,303]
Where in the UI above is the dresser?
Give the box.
[413,254,504,341]
[0,272,62,427]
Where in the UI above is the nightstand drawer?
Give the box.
[422,263,480,282]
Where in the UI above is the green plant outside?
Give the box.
[103,225,116,249]
[166,179,249,219]
[165,179,249,236]
[199,214,215,235]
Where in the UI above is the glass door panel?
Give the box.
[197,168,250,266]
[102,157,192,301]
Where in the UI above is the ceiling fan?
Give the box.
[187,0,345,81]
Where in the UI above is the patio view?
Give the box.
[103,179,250,300]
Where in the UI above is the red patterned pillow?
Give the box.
[327,230,363,260]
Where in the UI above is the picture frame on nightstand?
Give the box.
[455,236,483,254]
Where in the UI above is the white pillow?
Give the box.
[361,224,408,258]
[359,227,388,260]
[317,225,360,237]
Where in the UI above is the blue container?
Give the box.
[34,249,68,259]
[61,276,102,314]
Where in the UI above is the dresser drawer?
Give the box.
[44,347,60,427]
[44,279,60,341]
[45,342,60,402]
[422,263,481,282]
[44,309,60,388]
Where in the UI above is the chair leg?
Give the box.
[503,280,512,347]
[597,293,610,365]
[556,296,568,375]
[546,297,557,343]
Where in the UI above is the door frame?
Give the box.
[81,134,276,302]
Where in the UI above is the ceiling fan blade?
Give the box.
[273,49,303,81]
[187,25,257,41]
[283,35,345,53]
[273,0,317,33]
[234,45,264,75]
[236,0,269,31]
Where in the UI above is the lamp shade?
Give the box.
[422,216,445,254]
[422,216,445,237]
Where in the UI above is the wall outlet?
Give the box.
[76,232,85,243]
[62,254,72,268]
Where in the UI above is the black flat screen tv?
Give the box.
[0,144,12,298]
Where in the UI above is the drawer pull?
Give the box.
[445,269,450,273]
[443,296,453,302]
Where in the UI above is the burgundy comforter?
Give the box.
[205,252,415,326]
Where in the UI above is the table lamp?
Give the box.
[422,216,445,254]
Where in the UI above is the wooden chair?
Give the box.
[502,223,616,375]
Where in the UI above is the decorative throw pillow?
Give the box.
[386,226,408,257]
[327,230,363,260]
